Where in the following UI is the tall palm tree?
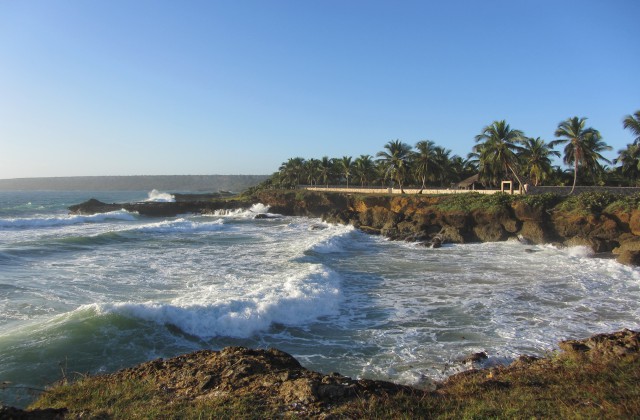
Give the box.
[623,110,640,144]
[552,117,611,194]
[353,155,375,187]
[520,137,560,186]
[473,120,526,188]
[376,140,412,193]
[339,156,353,187]
[412,140,439,192]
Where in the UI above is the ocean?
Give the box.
[1,190,639,407]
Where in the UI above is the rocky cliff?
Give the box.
[69,190,640,265]
[251,190,640,264]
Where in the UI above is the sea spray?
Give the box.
[145,189,175,202]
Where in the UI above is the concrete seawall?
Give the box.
[303,186,520,195]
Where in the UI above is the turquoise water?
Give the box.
[1,190,639,407]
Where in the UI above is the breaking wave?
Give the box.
[94,265,342,338]
[145,189,175,202]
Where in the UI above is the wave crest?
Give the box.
[94,265,341,338]
[0,210,137,229]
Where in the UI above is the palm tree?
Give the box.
[433,146,454,186]
[412,140,439,192]
[353,155,375,187]
[552,117,611,194]
[450,155,476,184]
[520,137,560,186]
[614,143,640,183]
[473,120,526,188]
[623,111,640,144]
[317,156,334,187]
[376,140,412,193]
[278,157,305,188]
[339,156,353,187]
[304,158,321,186]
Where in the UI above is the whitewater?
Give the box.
[1,190,639,407]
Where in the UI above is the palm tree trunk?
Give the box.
[570,160,578,195]
[507,164,525,194]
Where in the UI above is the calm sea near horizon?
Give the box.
[1,190,639,407]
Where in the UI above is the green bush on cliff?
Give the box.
[604,193,640,213]
[519,192,562,209]
[556,192,620,215]
[434,192,515,213]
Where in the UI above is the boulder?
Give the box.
[512,201,545,221]
[438,225,466,244]
[518,221,549,244]
[616,250,640,266]
[613,235,640,254]
[629,210,640,236]
[564,237,609,253]
[473,223,507,242]
[559,329,640,358]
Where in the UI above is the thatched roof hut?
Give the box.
[455,174,480,190]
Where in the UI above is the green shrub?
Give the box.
[556,192,618,215]
[518,193,563,209]
[605,193,640,213]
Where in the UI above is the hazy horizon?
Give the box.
[0,174,269,192]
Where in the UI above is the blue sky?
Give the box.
[1,0,638,178]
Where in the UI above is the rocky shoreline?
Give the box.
[70,190,640,265]
[8,329,640,418]
[5,191,638,417]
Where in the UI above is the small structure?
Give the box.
[456,174,480,190]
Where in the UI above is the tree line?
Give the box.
[267,111,640,194]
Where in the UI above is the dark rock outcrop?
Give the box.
[68,198,252,217]
[74,347,414,416]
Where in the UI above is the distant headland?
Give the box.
[0,175,269,192]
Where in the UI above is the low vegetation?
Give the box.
[22,330,640,419]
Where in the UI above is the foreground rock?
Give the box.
[17,329,640,418]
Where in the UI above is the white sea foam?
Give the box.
[3,190,640,405]
[94,264,341,338]
[211,203,274,218]
[565,245,595,258]
[145,189,175,202]
[132,218,225,234]
[0,210,137,229]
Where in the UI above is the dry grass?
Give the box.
[28,338,640,419]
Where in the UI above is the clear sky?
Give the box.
[1,0,638,178]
